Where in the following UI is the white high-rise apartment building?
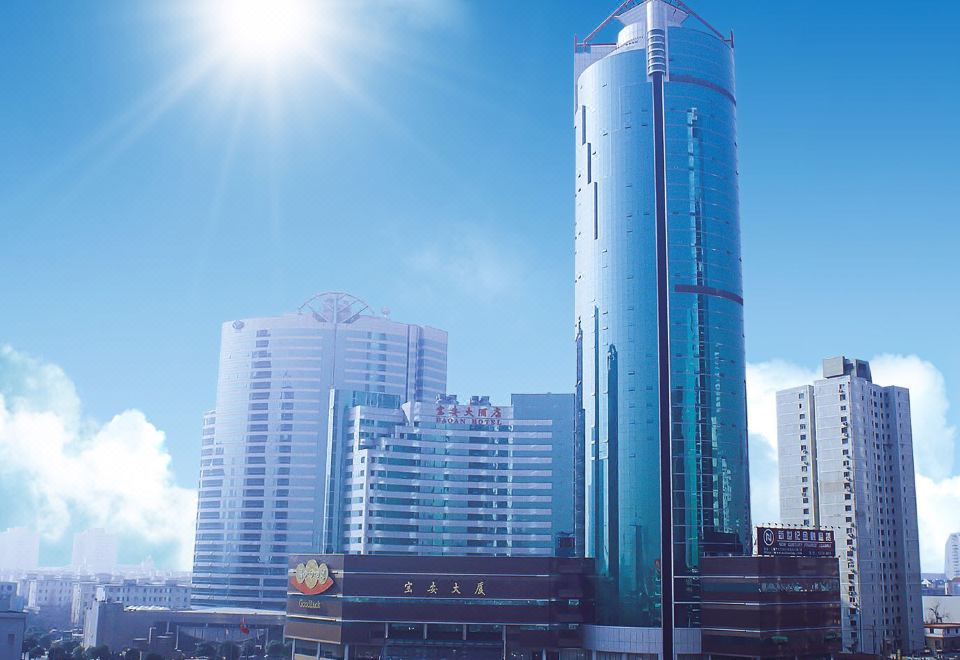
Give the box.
[945,533,960,581]
[777,356,923,654]
[71,529,118,574]
[0,528,39,571]
[191,292,447,610]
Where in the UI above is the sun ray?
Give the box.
[190,86,253,293]
[42,54,220,214]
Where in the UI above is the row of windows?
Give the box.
[348,523,550,536]
[345,537,553,549]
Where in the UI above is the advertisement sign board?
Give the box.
[756,526,836,558]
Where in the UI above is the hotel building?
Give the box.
[191,293,446,610]
[321,393,576,557]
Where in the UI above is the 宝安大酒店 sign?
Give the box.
[433,404,507,426]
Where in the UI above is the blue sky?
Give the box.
[1,0,958,568]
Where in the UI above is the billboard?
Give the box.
[756,526,836,558]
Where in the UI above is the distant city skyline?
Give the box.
[1,0,958,573]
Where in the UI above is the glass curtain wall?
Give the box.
[574,4,750,629]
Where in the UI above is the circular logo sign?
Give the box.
[763,528,775,546]
[290,559,334,595]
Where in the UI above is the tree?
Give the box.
[239,640,257,660]
[144,653,164,660]
[264,642,285,660]
[48,643,69,660]
[28,649,44,660]
[267,639,286,659]
[84,645,111,660]
[71,646,85,660]
[22,637,38,655]
[217,642,239,660]
[122,648,139,660]
[195,643,217,660]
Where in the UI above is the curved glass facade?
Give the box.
[191,294,446,609]
[574,1,750,630]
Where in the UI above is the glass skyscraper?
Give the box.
[574,0,751,648]
[191,292,446,609]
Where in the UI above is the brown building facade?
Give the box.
[700,555,842,659]
[284,554,594,660]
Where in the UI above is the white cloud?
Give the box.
[0,346,196,569]
[746,354,960,572]
[407,231,525,300]
[870,354,956,480]
[916,474,960,575]
[745,361,819,527]
[747,360,820,452]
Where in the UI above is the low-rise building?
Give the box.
[72,578,191,630]
[285,554,593,660]
[700,555,842,659]
[925,623,960,654]
[0,611,26,660]
[0,583,17,611]
[96,579,191,609]
[946,578,960,597]
[84,601,284,653]
[25,574,75,627]
[72,581,99,627]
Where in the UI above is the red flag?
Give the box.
[240,618,250,635]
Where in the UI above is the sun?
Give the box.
[204,0,318,72]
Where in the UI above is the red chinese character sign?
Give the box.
[432,403,508,427]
